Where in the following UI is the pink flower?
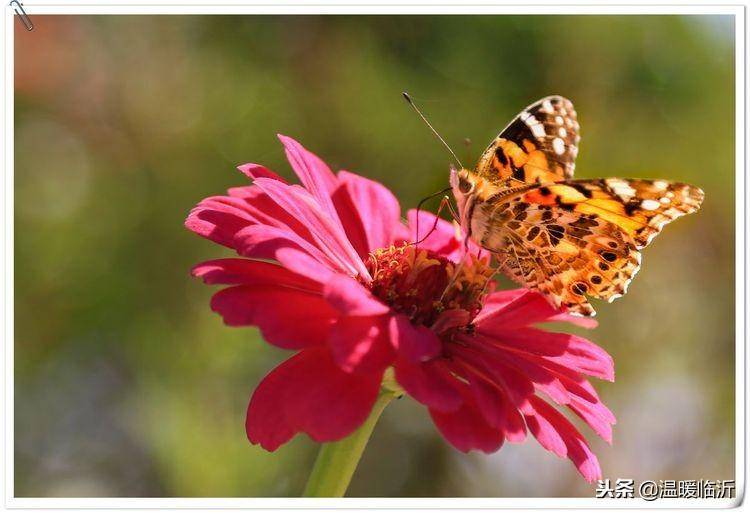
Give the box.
[186,135,615,482]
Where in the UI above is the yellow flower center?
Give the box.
[365,244,494,330]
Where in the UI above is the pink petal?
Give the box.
[431,309,471,334]
[489,349,613,443]
[237,163,288,183]
[474,289,528,318]
[254,178,369,278]
[449,355,530,442]
[464,370,505,428]
[233,224,337,283]
[333,170,403,255]
[330,186,368,259]
[541,362,600,403]
[497,393,528,443]
[394,357,462,413]
[476,289,597,329]
[277,134,341,223]
[474,290,557,328]
[530,360,616,443]
[547,312,599,329]
[407,209,485,259]
[524,396,602,482]
[225,186,313,236]
[210,285,336,349]
[406,209,464,261]
[244,357,296,451]
[323,274,390,316]
[544,362,615,418]
[474,327,614,381]
[567,396,615,445]
[185,188,314,250]
[429,391,504,453]
[246,347,383,450]
[450,342,535,410]
[522,401,567,457]
[492,350,572,405]
[389,314,442,362]
[227,186,255,198]
[329,315,393,374]
[391,222,412,245]
[185,196,255,249]
[192,258,321,292]
[462,373,527,443]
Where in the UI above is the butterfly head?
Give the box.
[450,167,474,194]
[450,166,480,234]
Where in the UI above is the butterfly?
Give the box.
[449,96,704,316]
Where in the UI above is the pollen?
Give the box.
[365,244,494,330]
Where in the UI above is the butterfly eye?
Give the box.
[458,177,475,194]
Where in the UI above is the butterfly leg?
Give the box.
[440,251,467,302]
[478,252,510,296]
[443,195,460,224]
[412,195,460,247]
[440,235,506,301]
[439,231,474,301]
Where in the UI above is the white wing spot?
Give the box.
[552,137,565,155]
[640,199,660,211]
[555,115,564,125]
[653,180,668,190]
[530,123,546,138]
[660,197,670,205]
[542,99,553,112]
[606,178,636,199]
[558,127,567,138]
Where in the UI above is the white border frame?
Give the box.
[1,2,745,510]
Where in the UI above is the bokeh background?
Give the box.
[14,15,735,497]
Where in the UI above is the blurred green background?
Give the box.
[14,15,735,497]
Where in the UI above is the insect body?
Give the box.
[450,96,703,316]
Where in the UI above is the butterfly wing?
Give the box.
[474,96,580,186]
[526,178,705,248]
[472,178,704,315]
[476,197,640,316]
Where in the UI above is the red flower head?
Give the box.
[186,135,615,482]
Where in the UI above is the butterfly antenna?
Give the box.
[402,92,464,169]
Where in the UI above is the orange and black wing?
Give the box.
[524,178,705,249]
[474,96,580,186]
[474,178,703,315]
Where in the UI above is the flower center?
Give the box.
[365,244,494,331]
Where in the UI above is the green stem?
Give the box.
[302,388,397,497]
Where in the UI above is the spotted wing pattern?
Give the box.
[471,178,704,315]
[474,96,580,186]
[518,179,705,249]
